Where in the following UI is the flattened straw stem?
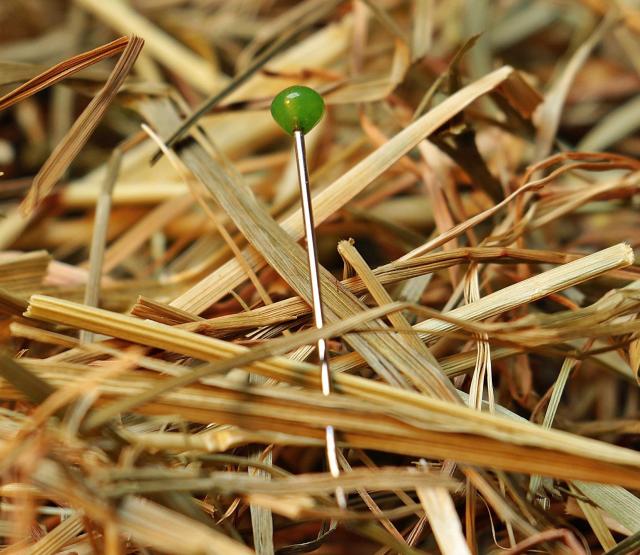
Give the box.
[293,129,346,509]
[80,149,122,344]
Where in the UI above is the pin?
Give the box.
[271,86,346,509]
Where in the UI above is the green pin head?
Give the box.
[270,85,325,136]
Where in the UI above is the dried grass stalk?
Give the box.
[21,36,144,216]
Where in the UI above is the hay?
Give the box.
[1,1,640,553]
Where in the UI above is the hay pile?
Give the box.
[1,1,640,553]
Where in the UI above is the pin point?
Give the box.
[271,86,346,509]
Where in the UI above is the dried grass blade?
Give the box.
[336,452,407,547]
[569,483,616,551]
[0,288,30,317]
[529,352,583,496]
[249,463,274,555]
[416,470,471,555]
[578,94,640,151]
[73,0,221,94]
[574,482,640,535]
[411,0,433,61]
[28,513,84,555]
[118,496,254,555]
[105,467,457,497]
[0,353,55,406]
[0,250,50,294]
[20,36,144,216]
[80,149,122,344]
[101,194,194,273]
[534,16,613,159]
[121,428,321,453]
[0,36,128,112]
[326,38,410,104]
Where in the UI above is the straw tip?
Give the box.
[621,242,635,264]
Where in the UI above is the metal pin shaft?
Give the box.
[293,130,346,509]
